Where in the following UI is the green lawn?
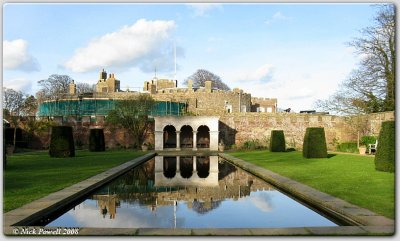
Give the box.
[3,150,147,212]
[228,150,395,219]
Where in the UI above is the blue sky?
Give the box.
[3,3,381,112]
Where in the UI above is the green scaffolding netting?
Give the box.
[38,99,186,117]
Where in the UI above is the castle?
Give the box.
[34,69,394,151]
[68,69,277,116]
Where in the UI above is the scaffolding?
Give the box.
[38,98,186,118]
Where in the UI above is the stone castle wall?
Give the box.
[34,111,394,151]
[151,89,252,115]
[219,111,394,150]
[251,97,278,112]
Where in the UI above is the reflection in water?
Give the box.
[196,156,210,178]
[163,157,176,178]
[45,156,338,228]
[93,194,120,219]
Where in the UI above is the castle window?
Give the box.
[225,104,232,113]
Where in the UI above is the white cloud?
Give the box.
[3,39,40,72]
[250,192,273,212]
[186,3,222,17]
[64,19,176,73]
[231,63,275,83]
[3,78,33,93]
[265,11,288,25]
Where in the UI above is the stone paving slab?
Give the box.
[360,226,395,235]
[249,228,310,236]
[137,228,192,236]
[79,228,138,236]
[306,226,367,235]
[191,228,252,236]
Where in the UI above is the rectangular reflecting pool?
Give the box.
[43,156,339,228]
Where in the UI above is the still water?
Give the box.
[46,156,338,228]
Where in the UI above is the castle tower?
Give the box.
[96,69,120,93]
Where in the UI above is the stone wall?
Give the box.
[33,111,394,151]
[219,111,394,150]
[251,97,277,113]
[151,88,252,115]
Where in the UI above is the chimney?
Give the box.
[205,80,212,93]
[69,80,76,95]
[100,69,107,80]
[188,79,193,90]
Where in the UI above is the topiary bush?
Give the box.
[49,126,75,158]
[270,130,286,152]
[303,127,328,158]
[3,132,6,170]
[374,121,395,172]
[89,128,105,152]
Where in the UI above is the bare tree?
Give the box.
[21,95,38,116]
[76,83,95,94]
[3,88,25,147]
[106,94,156,148]
[37,74,73,100]
[184,69,230,91]
[316,4,395,115]
[3,88,24,117]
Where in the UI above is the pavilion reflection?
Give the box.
[155,156,219,187]
[88,156,275,219]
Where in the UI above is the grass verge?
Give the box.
[3,150,147,212]
[228,150,394,219]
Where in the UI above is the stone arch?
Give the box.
[154,116,219,151]
[163,156,176,178]
[163,125,176,148]
[180,125,193,148]
[197,156,210,178]
[197,125,210,148]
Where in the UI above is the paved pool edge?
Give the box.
[3,152,395,236]
[219,153,395,236]
[3,152,156,235]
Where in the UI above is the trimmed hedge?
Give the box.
[3,132,6,170]
[303,127,327,158]
[375,121,395,172]
[270,130,286,152]
[336,142,358,153]
[89,128,105,152]
[49,126,75,158]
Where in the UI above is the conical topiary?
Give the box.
[374,121,395,172]
[270,130,286,152]
[49,126,75,157]
[89,128,105,152]
[303,127,327,158]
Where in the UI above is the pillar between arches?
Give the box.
[192,131,198,151]
[176,131,181,151]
